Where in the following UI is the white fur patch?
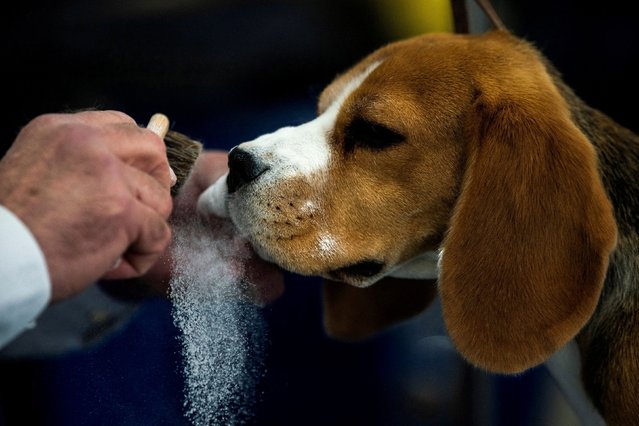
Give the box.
[197,172,230,218]
[317,233,339,256]
[235,61,383,179]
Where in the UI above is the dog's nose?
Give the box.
[227,147,269,193]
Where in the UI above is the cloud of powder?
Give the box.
[169,217,268,426]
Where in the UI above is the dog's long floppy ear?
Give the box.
[440,67,618,374]
[323,277,437,340]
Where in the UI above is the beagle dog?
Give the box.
[199,30,639,425]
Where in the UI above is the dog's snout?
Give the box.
[227,147,269,193]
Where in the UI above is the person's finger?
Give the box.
[102,202,172,279]
[123,164,173,220]
[103,123,174,189]
[59,110,173,189]
[123,208,172,276]
[73,110,138,125]
[22,111,173,189]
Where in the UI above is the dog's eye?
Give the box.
[330,260,385,280]
[343,118,405,152]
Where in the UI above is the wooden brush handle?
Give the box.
[146,113,170,139]
[144,113,203,196]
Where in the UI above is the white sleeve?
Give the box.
[0,205,51,348]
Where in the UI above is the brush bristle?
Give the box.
[164,130,203,196]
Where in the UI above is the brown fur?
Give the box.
[320,30,639,423]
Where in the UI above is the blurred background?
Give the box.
[1,0,637,425]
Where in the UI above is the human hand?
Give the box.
[102,151,285,306]
[0,110,173,301]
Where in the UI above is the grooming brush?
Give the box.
[146,113,204,196]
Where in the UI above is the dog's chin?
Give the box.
[238,232,388,288]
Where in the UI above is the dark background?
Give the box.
[1,1,637,425]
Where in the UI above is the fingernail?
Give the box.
[111,257,122,270]
[169,166,177,187]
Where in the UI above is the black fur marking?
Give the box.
[343,117,405,153]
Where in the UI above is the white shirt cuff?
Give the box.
[0,205,51,348]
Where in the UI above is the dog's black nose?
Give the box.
[227,147,269,193]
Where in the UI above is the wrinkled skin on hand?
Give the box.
[0,111,173,301]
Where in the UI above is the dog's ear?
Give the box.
[322,277,437,340]
[439,70,618,374]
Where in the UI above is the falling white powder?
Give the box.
[169,216,267,426]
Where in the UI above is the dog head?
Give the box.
[199,30,617,374]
